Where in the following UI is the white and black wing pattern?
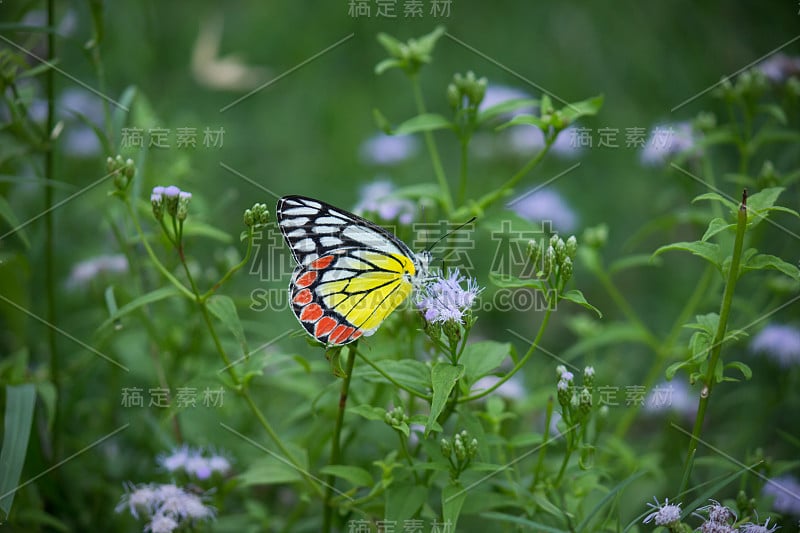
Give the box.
[276,195,415,266]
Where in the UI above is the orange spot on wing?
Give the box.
[299,303,323,323]
[310,255,335,270]
[314,316,338,338]
[295,271,318,288]
[349,330,363,342]
[293,289,313,305]
[329,325,355,344]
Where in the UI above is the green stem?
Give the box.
[452,139,552,221]
[323,344,358,533]
[460,303,553,403]
[532,396,554,488]
[411,74,453,215]
[613,264,716,439]
[198,302,321,495]
[678,191,747,495]
[125,202,195,299]
[45,0,59,458]
[201,227,255,301]
[458,136,469,206]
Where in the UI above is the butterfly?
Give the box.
[276,195,430,346]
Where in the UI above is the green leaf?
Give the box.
[426,363,464,434]
[693,192,738,212]
[576,471,646,532]
[356,359,431,392]
[0,384,36,520]
[442,483,467,530]
[653,241,723,270]
[376,32,404,57]
[319,465,373,487]
[385,483,427,524]
[350,404,387,421]
[0,196,30,249]
[741,253,800,280]
[36,381,57,432]
[497,113,548,131]
[112,85,137,145]
[461,341,511,383]
[701,217,735,241]
[560,94,604,123]
[559,290,602,318]
[207,295,249,359]
[477,98,538,123]
[725,361,752,380]
[97,286,181,331]
[666,360,690,380]
[758,103,788,125]
[392,113,453,135]
[375,58,403,75]
[747,187,784,213]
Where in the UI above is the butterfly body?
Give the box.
[277,195,428,345]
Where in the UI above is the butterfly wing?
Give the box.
[277,195,418,345]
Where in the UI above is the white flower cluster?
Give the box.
[157,446,231,480]
[116,482,214,533]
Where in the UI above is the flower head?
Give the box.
[145,513,179,533]
[644,380,697,419]
[470,375,525,401]
[763,475,800,516]
[508,188,578,233]
[641,122,701,166]
[158,446,232,480]
[756,53,800,83]
[739,518,780,533]
[416,269,482,325]
[353,179,416,224]
[642,497,682,526]
[67,254,129,290]
[751,324,800,367]
[360,134,420,165]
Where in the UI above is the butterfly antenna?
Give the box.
[424,216,477,253]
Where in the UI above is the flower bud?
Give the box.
[528,239,542,271]
[177,191,192,221]
[151,186,165,219]
[541,246,555,278]
[579,387,592,414]
[164,185,181,217]
[560,256,573,284]
[565,235,577,259]
[555,238,567,265]
[583,366,595,388]
[440,438,451,457]
[447,83,460,109]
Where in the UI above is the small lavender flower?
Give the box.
[642,497,682,527]
[739,518,779,533]
[751,324,800,367]
[507,125,582,158]
[470,375,525,400]
[508,188,578,233]
[584,366,595,377]
[698,499,736,524]
[163,185,181,199]
[560,370,574,382]
[359,133,420,165]
[478,84,534,118]
[353,179,416,224]
[66,254,129,290]
[644,380,697,418]
[756,53,800,83]
[158,446,189,473]
[763,475,800,516]
[416,269,482,324]
[158,447,231,480]
[145,513,179,533]
[641,122,701,166]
